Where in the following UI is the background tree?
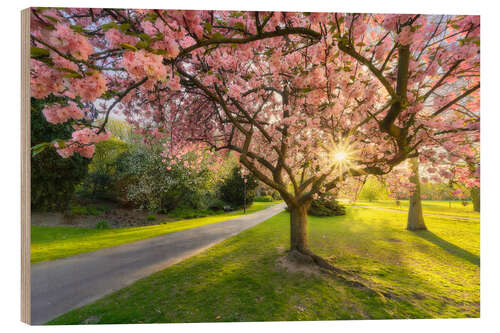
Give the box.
[219,166,258,208]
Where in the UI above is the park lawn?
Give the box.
[351,200,480,218]
[47,207,479,324]
[31,202,279,264]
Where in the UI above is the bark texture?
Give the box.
[407,158,427,231]
[470,186,480,212]
[290,204,309,252]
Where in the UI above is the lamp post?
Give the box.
[243,176,247,214]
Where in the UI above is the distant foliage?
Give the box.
[219,167,258,208]
[31,97,90,212]
[420,181,471,201]
[359,176,389,202]
[95,220,110,229]
[78,138,130,200]
[255,195,273,202]
[270,191,282,200]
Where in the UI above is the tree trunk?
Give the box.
[407,158,427,231]
[470,186,480,212]
[287,201,339,271]
[290,204,309,252]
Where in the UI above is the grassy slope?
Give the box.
[48,207,479,324]
[31,202,278,264]
[351,200,480,218]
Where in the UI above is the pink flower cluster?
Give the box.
[71,128,111,145]
[397,26,414,45]
[228,84,242,98]
[31,60,65,99]
[122,50,167,81]
[71,72,107,102]
[56,143,96,159]
[55,128,111,158]
[49,24,94,60]
[42,101,85,124]
[104,28,139,49]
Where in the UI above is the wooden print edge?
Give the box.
[21,7,31,325]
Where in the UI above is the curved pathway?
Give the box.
[31,203,286,325]
[350,205,479,221]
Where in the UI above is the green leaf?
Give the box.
[120,43,138,51]
[70,25,84,33]
[203,22,212,34]
[229,11,245,18]
[138,33,151,41]
[234,22,246,32]
[100,90,117,100]
[31,142,51,157]
[62,73,84,79]
[151,49,170,55]
[31,47,50,58]
[42,14,59,23]
[119,23,131,33]
[55,139,66,149]
[152,33,164,42]
[55,67,83,78]
[211,32,225,39]
[100,22,119,31]
[144,12,158,23]
[136,41,149,49]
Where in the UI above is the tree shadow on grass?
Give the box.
[414,231,480,267]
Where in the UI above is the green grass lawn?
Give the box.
[350,200,480,218]
[31,202,279,264]
[47,207,479,324]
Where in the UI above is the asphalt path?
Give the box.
[31,203,286,325]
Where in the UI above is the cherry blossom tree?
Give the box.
[30,8,480,268]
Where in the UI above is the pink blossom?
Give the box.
[42,102,85,124]
[49,24,93,60]
[71,72,107,102]
[122,50,166,81]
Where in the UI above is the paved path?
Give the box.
[31,203,286,325]
[351,205,480,221]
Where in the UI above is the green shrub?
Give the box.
[147,215,157,221]
[168,207,215,219]
[95,220,110,229]
[207,199,228,211]
[254,195,273,202]
[270,191,282,200]
[69,204,107,216]
[308,195,346,217]
[69,205,88,215]
[115,146,219,213]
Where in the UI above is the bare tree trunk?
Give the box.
[286,201,339,270]
[470,186,480,212]
[290,204,309,252]
[407,158,427,231]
